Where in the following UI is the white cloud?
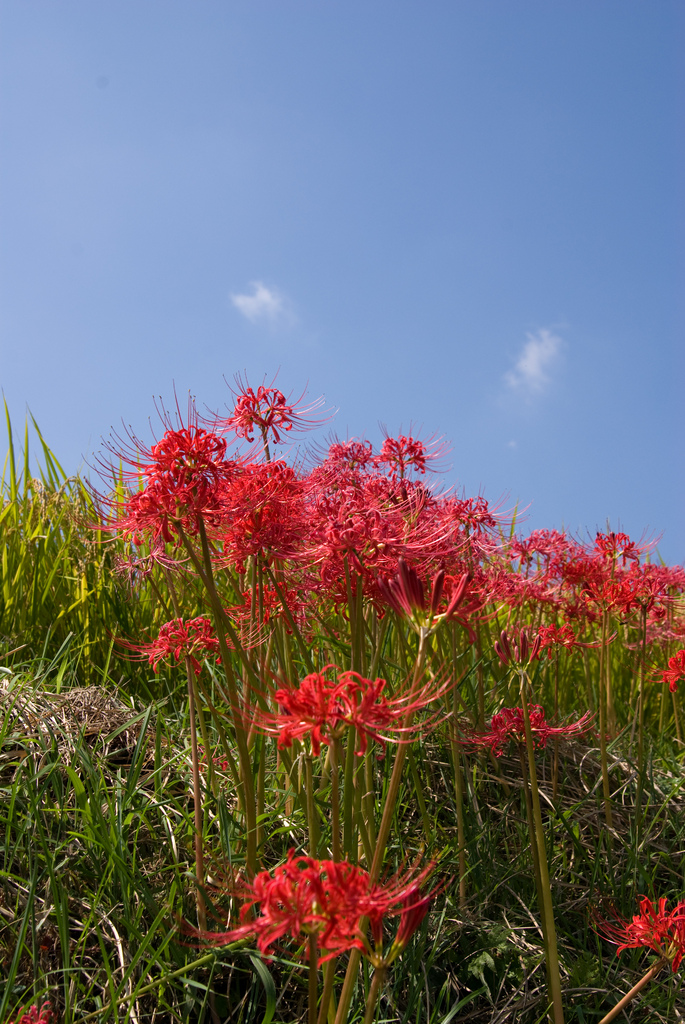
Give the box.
[230,281,293,326]
[505,328,563,394]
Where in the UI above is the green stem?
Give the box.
[635,604,648,829]
[162,566,207,929]
[309,933,318,1024]
[598,611,613,832]
[190,519,258,876]
[450,722,467,910]
[331,739,342,862]
[519,673,564,1024]
[597,960,664,1024]
[518,744,548,952]
[407,745,432,843]
[305,754,319,857]
[335,632,428,1024]
[316,959,338,1024]
[343,726,358,860]
[362,966,386,1024]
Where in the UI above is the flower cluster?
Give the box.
[222,380,328,447]
[186,849,435,965]
[6,1006,54,1024]
[662,649,685,693]
[260,667,451,756]
[595,896,685,972]
[465,705,594,757]
[143,616,220,676]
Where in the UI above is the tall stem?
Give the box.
[635,604,648,828]
[308,933,318,1024]
[162,566,206,929]
[183,518,258,876]
[451,723,467,910]
[518,744,548,953]
[335,631,428,1024]
[330,738,342,862]
[598,611,613,832]
[362,966,386,1024]
[520,672,565,1024]
[184,655,207,932]
[596,960,664,1024]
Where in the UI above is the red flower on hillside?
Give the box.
[184,849,436,965]
[494,628,542,666]
[140,617,221,676]
[213,460,305,571]
[6,1006,54,1024]
[100,411,237,544]
[593,531,645,566]
[222,378,328,447]
[374,432,447,481]
[378,558,470,633]
[663,649,685,693]
[594,896,685,972]
[537,623,578,656]
[466,705,593,756]
[258,666,452,756]
[536,623,607,658]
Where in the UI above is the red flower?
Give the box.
[536,623,607,659]
[663,649,685,693]
[378,559,470,635]
[100,412,237,544]
[212,459,305,571]
[256,666,452,756]
[536,623,578,657]
[373,432,447,480]
[184,850,436,965]
[466,705,593,756]
[142,617,220,676]
[593,531,645,566]
[595,896,685,972]
[222,378,328,447]
[494,628,542,666]
[7,1006,54,1024]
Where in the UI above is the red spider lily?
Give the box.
[305,438,376,490]
[507,529,580,572]
[593,530,646,566]
[375,434,429,478]
[594,896,685,972]
[494,628,542,666]
[135,617,221,676]
[537,623,578,656]
[663,649,685,693]
[378,559,470,633]
[6,1006,54,1024]
[100,414,238,544]
[227,583,304,630]
[184,849,437,965]
[221,377,328,446]
[256,666,453,756]
[305,474,456,604]
[536,623,609,659]
[465,705,593,756]
[374,431,448,481]
[212,459,305,571]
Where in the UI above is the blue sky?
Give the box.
[1,1,683,562]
